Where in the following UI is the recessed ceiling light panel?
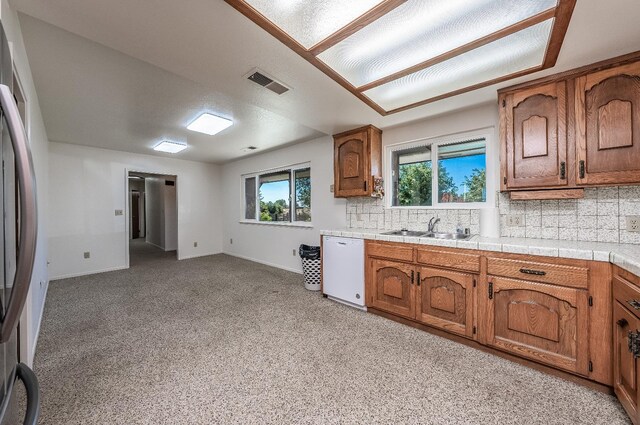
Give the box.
[243,0,385,48]
[318,0,557,87]
[363,19,553,112]
[187,113,233,135]
[153,141,188,153]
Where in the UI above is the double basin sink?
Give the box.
[382,229,472,240]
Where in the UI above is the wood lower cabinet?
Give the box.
[369,258,415,319]
[416,267,475,338]
[484,276,589,375]
[613,270,640,425]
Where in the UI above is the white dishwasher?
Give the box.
[322,236,365,309]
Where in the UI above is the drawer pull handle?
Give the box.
[410,270,414,285]
[519,268,547,276]
[629,300,640,310]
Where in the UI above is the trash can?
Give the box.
[299,244,321,291]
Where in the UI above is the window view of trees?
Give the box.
[394,139,487,206]
[245,165,311,223]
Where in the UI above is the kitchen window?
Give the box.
[242,163,311,225]
[388,130,490,208]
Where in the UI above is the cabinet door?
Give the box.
[416,267,475,338]
[504,81,567,189]
[613,301,640,424]
[485,276,589,375]
[369,259,415,319]
[334,130,369,197]
[576,61,640,185]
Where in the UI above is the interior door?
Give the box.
[369,258,415,319]
[416,267,474,338]
[613,301,640,424]
[505,81,568,189]
[131,191,140,239]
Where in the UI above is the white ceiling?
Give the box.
[12,0,640,164]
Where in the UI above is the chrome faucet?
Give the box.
[428,217,440,233]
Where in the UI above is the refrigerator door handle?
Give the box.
[0,363,40,425]
[0,84,38,343]
[16,363,40,425]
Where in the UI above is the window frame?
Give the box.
[241,162,313,227]
[385,128,494,210]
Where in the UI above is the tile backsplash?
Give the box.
[498,186,640,244]
[346,197,480,235]
[345,185,640,245]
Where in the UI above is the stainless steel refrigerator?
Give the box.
[0,21,40,425]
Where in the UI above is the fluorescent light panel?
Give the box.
[153,141,188,154]
[363,19,554,111]
[244,0,384,48]
[318,0,557,87]
[187,113,233,135]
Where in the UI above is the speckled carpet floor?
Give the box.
[33,241,630,424]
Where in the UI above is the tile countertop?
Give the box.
[320,229,640,277]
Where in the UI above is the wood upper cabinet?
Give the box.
[576,61,640,185]
[333,125,381,198]
[369,258,415,319]
[416,267,475,338]
[484,276,589,375]
[502,81,568,189]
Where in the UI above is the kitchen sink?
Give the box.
[424,232,472,240]
[382,229,428,237]
[382,230,473,240]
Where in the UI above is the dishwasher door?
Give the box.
[323,236,365,308]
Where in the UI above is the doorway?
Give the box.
[127,171,178,266]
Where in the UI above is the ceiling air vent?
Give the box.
[246,69,290,95]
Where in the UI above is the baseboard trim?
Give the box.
[30,279,49,364]
[145,240,165,251]
[50,265,129,281]
[223,252,303,274]
[178,251,221,261]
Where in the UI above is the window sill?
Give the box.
[239,220,314,228]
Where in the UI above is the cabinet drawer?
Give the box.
[367,242,414,262]
[614,275,640,320]
[416,248,480,272]
[487,257,588,288]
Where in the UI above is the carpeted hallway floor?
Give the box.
[33,241,630,424]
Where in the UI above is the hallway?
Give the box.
[129,238,176,267]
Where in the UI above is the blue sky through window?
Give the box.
[441,153,485,192]
[260,180,289,203]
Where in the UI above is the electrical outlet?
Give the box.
[230,238,233,244]
[627,216,640,232]
[193,241,198,248]
[507,214,524,227]
[83,252,90,259]
[114,209,123,216]
[293,249,296,256]
[330,184,334,193]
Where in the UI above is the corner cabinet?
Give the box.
[333,125,381,198]
[499,52,640,196]
[575,61,640,185]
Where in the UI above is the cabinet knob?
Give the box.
[617,318,628,327]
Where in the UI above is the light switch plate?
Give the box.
[115,209,123,216]
[83,252,90,259]
[330,184,334,193]
[193,241,198,248]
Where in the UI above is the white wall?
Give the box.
[222,136,347,273]
[222,104,499,273]
[1,0,50,366]
[48,142,223,279]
